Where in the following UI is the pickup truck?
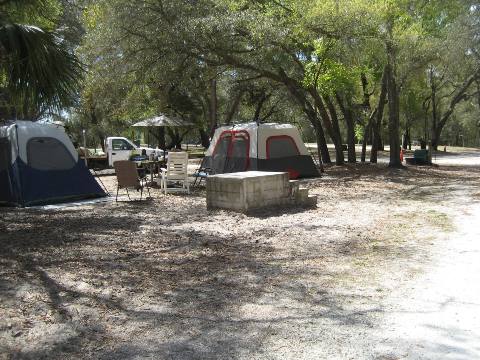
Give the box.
[83,136,164,169]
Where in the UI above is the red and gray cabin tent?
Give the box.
[203,122,319,178]
[0,121,106,207]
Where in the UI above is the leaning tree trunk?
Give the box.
[282,77,331,164]
[430,68,480,150]
[431,111,450,150]
[306,108,330,165]
[310,91,344,165]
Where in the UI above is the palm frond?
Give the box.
[0,23,83,117]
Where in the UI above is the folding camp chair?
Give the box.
[113,160,151,202]
[157,152,190,194]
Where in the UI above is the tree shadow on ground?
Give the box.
[312,163,480,205]
[0,202,383,359]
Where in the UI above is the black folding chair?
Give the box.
[192,158,214,187]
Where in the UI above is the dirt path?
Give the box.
[372,154,480,359]
[375,201,480,359]
[1,151,480,359]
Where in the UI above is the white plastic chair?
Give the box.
[157,152,190,194]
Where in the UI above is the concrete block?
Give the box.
[303,195,318,208]
[295,188,309,202]
[206,171,314,212]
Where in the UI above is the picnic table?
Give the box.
[405,149,430,165]
[135,160,165,185]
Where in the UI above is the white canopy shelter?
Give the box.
[131,114,194,128]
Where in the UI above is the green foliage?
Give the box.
[0,0,83,120]
[0,0,62,30]
[69,0,480,149]
[304,59,358,95]
[82,3,104,31]
[354,124,364,143]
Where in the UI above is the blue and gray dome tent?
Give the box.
[0,121,106,207]
[202,122,319,179]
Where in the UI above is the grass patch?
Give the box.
[186,148,206,158]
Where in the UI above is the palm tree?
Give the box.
[0,0,82,120]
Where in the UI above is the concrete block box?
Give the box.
[207,171,290,212]
[206,171,316,212]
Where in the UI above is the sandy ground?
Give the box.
[1,150,480,359]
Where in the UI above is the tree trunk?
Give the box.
[310,91,344,165]
[149,127,166,150]
[360,72,371,109]
[359,72,371,163]
[305,107,330,165]
[281,77,331,164]
[429,67,439,150]
[324,95,346,164]
[432,125,443,150]
[253,93,270,123]
[362,110,377,162]
[378,134,384,151]
[298,103,330,164]
[430,68,480,150]
[361,119,370,163]
[209,78,218,137]
[88,103,106,151]
[386,61,401,167]
[166,128,185,149]
[335,93,356,163]
[293,97,331,165]
[370,66,388,163]
[385,19,402,168]
[313,121,329,170]
[405,127,411,150]
[199,128,210,148]
[99,134,106,152]
[477,80,480,109]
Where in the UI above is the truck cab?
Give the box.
[105,137,164,167]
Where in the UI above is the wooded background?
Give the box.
[1,0,479,167]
